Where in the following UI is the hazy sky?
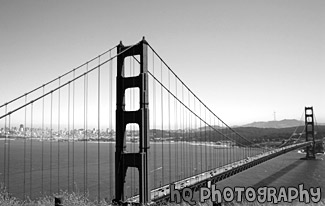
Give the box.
[0,0,324,126]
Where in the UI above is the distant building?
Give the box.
[19,124,24,132]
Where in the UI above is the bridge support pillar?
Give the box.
[115,38,150,204]
[305,107,316,159]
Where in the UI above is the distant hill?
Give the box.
[148,125,325,144]
[197,125,222,131]
[242,119,304,128]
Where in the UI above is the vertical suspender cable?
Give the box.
[189,95,191,175]
[189,93,191,176]
[86,66,89,195]
[222,125,225,166]
[183,89,186,178]
[108,50,113,198]
[23,95,27,199]
[168,68,171,184]
[178,78,181,180]
[226,128,228,165]
[50,92,53,194]
[174,77,178,181]
[204,107,207,171]
[218,120,221,167]
[199,103,202,173]
[221,123,223,166]
[228,128,230,163]
[185,90,187,177]
[7,114,11,194]
[58,77,61,193]
[223,125,226,166]
[188,90,191,176]
[209,113,212,169]
[231,128,234,163]
[160,60,164,186]
[186,94,189,177]
[235,132,238,161]
[84,64,87,196]
[232,129,235,163]
[209,114,212,167]
[184,89,187,177]
[186,91,189,177]
[181,84,184,178]
[152,52,156,189]
[213,116,216,168]
[227,127,229,164]
[30,102,33,198]
[249,132,251,158]
[184,87,187,177]
[194,98,197,175]
[3,105,7,190]
[220,123,223,166]
[67,82,70,193]
[72,69,75,192]
[97,55,101,202]
[42,86,45,196]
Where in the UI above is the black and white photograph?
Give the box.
[0,1,324,205]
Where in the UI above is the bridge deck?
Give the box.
[127,141,315,203]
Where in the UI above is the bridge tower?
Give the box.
[115,38,150,204]
[305,107,316,159]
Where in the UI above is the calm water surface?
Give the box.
[0,139,324,200]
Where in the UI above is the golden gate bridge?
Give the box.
[0,37,322,205]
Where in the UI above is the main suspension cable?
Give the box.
[0,46,117,110]
[0,43,139,121]
[147,44,258,148]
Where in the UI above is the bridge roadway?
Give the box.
[127,141,317,204]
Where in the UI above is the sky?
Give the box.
[0,0,324,126]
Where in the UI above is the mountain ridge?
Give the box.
[241,119,304,128]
